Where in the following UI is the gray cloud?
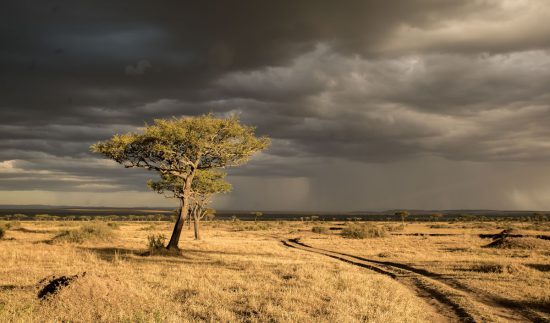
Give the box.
[217,47,550,162]
[1,0,550,209]
[125,60,152,76]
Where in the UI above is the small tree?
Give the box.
[13,214,26,221]
[204,208,216,221]
[34,214,51,221]
[190,171,231,239]
[430,213,443,222]
[92,114,270,250]
[251,211,263,222]
[395,211,410,225]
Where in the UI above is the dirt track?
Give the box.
[282,238,543,323]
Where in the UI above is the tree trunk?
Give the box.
[193,215,200,240]
[166,196,189,250]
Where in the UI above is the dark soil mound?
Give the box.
[483,237,550,250]
[37,272,86,299]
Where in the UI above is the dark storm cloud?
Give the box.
[1,0,550,202]
[2,0,544,123]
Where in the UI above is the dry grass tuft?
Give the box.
[341,223,386,239]
[232,222,270,231]
[2,221,22,230]
[51,223,115,244]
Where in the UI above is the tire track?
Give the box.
[296,243,544,322]
[282,238,542,322]
[282,239,474,322]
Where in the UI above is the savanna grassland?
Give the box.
[0,219,548,322]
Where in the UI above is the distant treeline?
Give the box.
[0,214,174,221]
[0,212,548,222]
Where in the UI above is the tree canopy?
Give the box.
[91,114,270,178]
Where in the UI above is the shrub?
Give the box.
[232,223,270,231]
[4,221,22,230]
[341,224,386,239]
[428,224,453,229]
[0,227,5,239]
[147,234,167,250]
[52,223,114,244]
[312,226,329,234]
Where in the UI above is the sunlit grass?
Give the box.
[0,221,432,322]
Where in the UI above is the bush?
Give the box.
[428,224,453,229]
[341,224,386,239]
[0,227,5,239]
[147,234,167,250]
[311,226,329,234]
[232,223,270,231]
[52,223,114,244]
[4,221,22,230]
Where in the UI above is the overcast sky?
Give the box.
[1,0,550,211]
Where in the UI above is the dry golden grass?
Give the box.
[0,221,432,323]
[299,221,550,322]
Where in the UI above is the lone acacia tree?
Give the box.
[149,169,231,240]
[251,211,263,222]
[395,210,410,225]
[91,114,270,250]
